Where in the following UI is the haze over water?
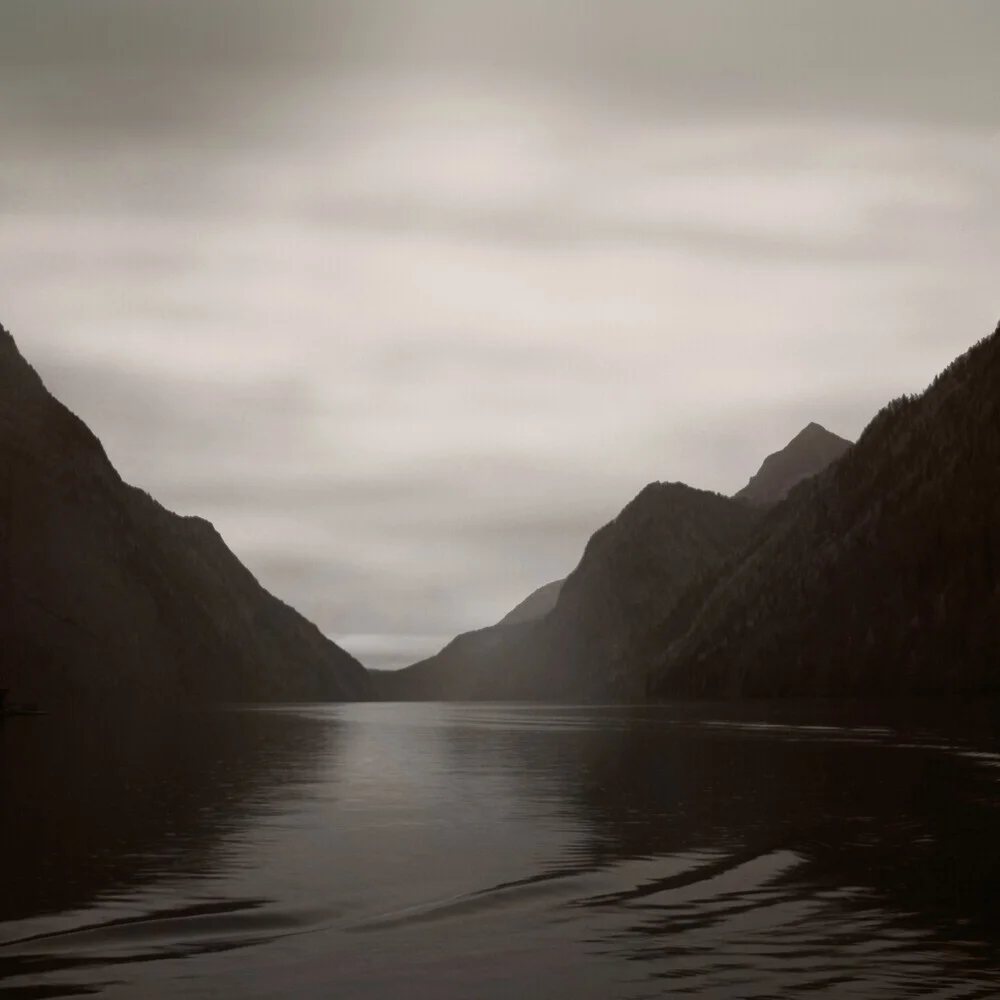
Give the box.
[3,702,999,998]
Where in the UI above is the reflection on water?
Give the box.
[1,702,999,998]
[0,710,339,925]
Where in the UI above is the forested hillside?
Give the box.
[646,323,1000,697]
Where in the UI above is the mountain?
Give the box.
[0,325,372,707]
[480,424,849,634]
[496,579,563,625]
[379,423,851,692]
[735,422,852,506]
[385,482,758,701]
[645,322,1000,698]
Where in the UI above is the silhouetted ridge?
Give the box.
[497,579,563,625]
[735,422,852,506]
[0,323,371,706]
[646,321,1000,698]
[385,481,757,700]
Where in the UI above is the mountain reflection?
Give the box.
[3,703,1000,998]
[0,708,336,927]
[439,703,1000,967]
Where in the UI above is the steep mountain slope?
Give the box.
[0,325,371,706]
[488,423,848,631]
[497,579,563,625]
[735,422,852,506]
[386,483,758,700]
[647,323,1000,698]
[384,422,850,701]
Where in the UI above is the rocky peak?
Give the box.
[735,422,852,507]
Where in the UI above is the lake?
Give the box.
[2,701,999,998]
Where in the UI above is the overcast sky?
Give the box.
[1,1,998,666]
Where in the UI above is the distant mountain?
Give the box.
[496,579,563,625]
[385,483,758,701]
[0,325,372,707]
[645,322,1000,698]
[385,421,854,701]
[735,422,852,506]
[389,421,851,698]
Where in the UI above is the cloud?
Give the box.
[4,0,1000,145]
[1,11,998,646]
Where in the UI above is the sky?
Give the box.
[1,1,998,667]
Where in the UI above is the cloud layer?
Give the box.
[1,2,997,656]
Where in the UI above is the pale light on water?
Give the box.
[2,702,999,998]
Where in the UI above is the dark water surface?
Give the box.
[2,702,1000,999]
